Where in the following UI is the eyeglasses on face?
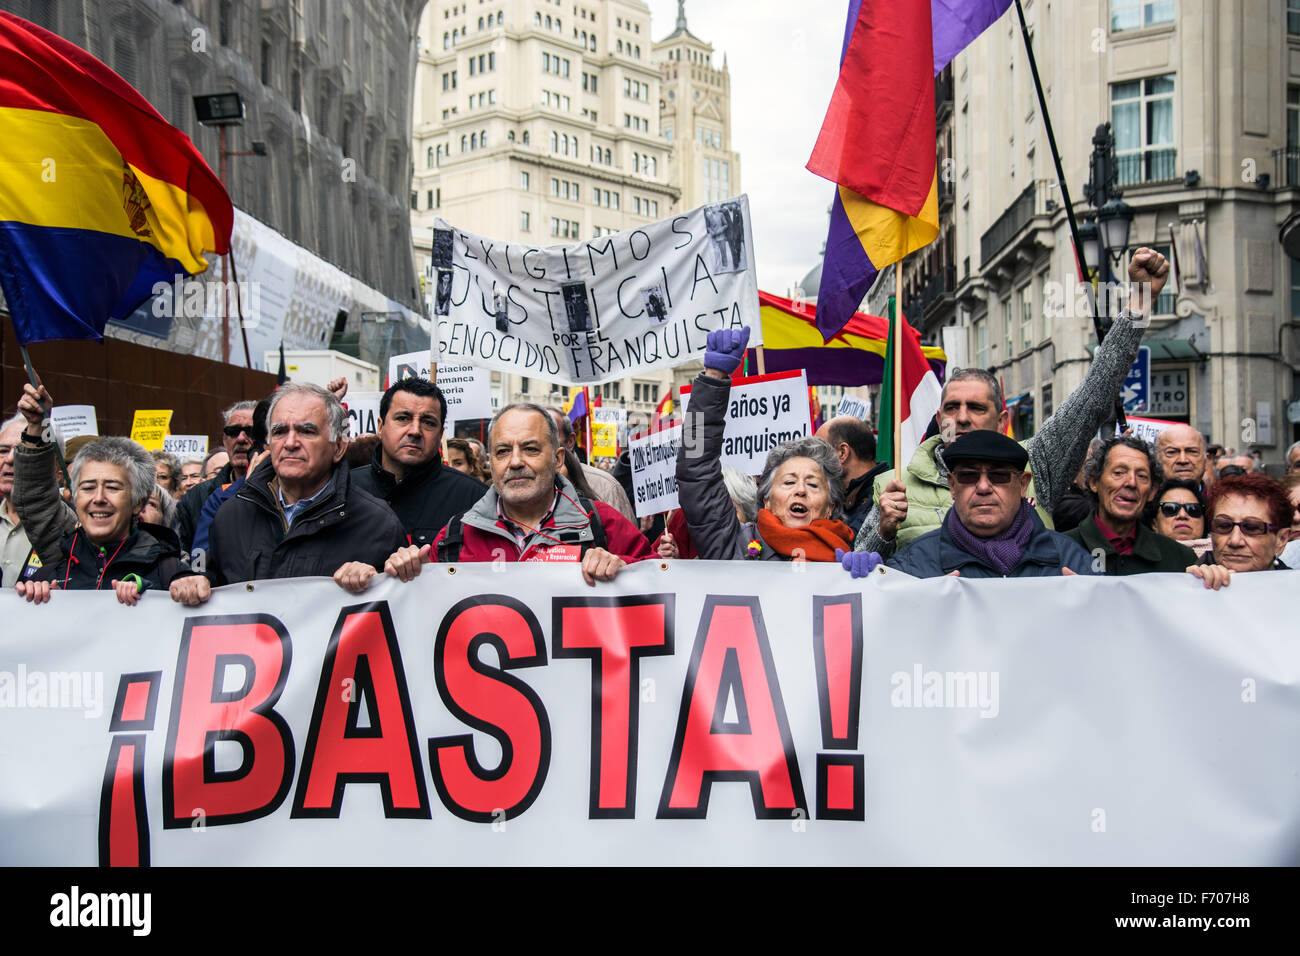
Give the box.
[1158,501,1204,518]
[1209,516,1278,537]
[951,467,1017,485]
[223,424,253,439]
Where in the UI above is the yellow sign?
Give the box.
[130,409,173,450]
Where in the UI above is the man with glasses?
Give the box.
[886,431,1095,577]
[175,400,257,552]
[1064,435,1196,574]
[1154,424,1209,494]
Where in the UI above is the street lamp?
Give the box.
[194,92,268,366]
[1082,123,1134,333]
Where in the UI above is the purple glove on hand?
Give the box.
[704,327,751,375]
[836,548,883,579]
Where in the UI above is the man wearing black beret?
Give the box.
[886,431,1096,578]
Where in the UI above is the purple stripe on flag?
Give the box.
[839,0,864,64]
[931,0,1013,74]
[748,347,946,388]
[813,188,880,341]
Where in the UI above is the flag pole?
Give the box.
[893,265,904,472]
[13,338,73,488]
[1012,0,1128,432]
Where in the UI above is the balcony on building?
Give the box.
[902,263,957,342]
[979,178,1058,273]
[935,67,954,126]
[1115,148,1177,188]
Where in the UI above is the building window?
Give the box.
[1018,285,1033,351]
[410,192,418,210]
[1149,244,1176,314]
[1111,74,1175,185]
[974,316,989,368]
[521,210,531,232]
[1041,383,1053,422]
[1110,0,1176,32]
[520,171,530,190]
[1002,299,1014,358]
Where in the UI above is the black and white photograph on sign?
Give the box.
[396,363,419,381]
[435,268,453,316]
[705,201,747,274]
[432,228,454,268]
[643,285,668,323]
[494,290,510,333]
[562,281,593,333]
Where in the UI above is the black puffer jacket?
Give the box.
[675,373,785,562]
[203,458,407,585]
[175,463,236,552]
[32,522,182,592]
[349,446,486,548]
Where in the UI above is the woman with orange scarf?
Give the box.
[675,327,881,573]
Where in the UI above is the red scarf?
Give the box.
[754,509,855,562]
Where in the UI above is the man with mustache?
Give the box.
[350,378,486,550]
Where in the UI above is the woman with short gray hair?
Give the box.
[675,327,879,572]
[14,436,182,605]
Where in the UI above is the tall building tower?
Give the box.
[410,1,698,428]
[653,1,742,210]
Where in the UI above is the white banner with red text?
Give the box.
[0,564,1296,865]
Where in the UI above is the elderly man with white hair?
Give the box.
[1154,424,1209,494]
[170,382,406,606]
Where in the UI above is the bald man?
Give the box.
[814,415,889,534]
[1155,425,1208,493]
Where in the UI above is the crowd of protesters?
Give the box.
[2,249,1296,606]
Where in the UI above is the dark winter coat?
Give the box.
[888,509,1097,578]
[349,446,486,548]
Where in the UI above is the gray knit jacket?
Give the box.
[854,309,1145,558]
[11,438,78,567]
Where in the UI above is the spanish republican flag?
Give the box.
[808,0,1011,340]
[0,13,232,344]
[654,390,674,418]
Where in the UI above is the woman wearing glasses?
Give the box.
[1145,478,1211,559]
[1186,474,1293,588]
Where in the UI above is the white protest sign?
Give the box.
[388,349,432,385]
[436,363,493,428]
[681,370,812,475]
[344,392,383,437]
[48,405,98,440]
[163,435,208,458]
[628,423,682,517]
[837,395,871,422]
[1123,415,1180,447]
[2,568,1297,865]
[433,197,761,386]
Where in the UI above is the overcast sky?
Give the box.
[645,1,846,295]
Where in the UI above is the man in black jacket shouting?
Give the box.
[350,377,485,549]
[170,382,406,605]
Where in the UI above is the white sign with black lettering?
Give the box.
[344,392,382,438]
[837,396,871,422]
[680,370,812,476]
[162,435,208,457]
[48,405,98,441]
[1147,368,1189,416]
[433,197,761,386]
[1124,415,1180,447]
[388,350,432,385]
[437,363,493,429]
[628,424,682,518]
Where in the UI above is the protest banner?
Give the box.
[592,408,625,459]
[162,435,208,458]
[680,370,812,475]
[837,395,871,422]
[629,423,682,518]
[1,566,1296,866]
[129,410,172,450]
[432,197,762,386]
[48,405,98,440]
[1123,415,1180,446]
[343,392,382,437]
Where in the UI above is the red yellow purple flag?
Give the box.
[0,13,232,344]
